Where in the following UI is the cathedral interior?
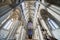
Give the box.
[0,0,60,40]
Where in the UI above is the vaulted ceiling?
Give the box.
[21,1,40,23]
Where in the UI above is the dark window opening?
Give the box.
[45,0,60,7]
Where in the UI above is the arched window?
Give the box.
[3,19,13,30]
[0,19,13,39]
[47,18,59,30]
